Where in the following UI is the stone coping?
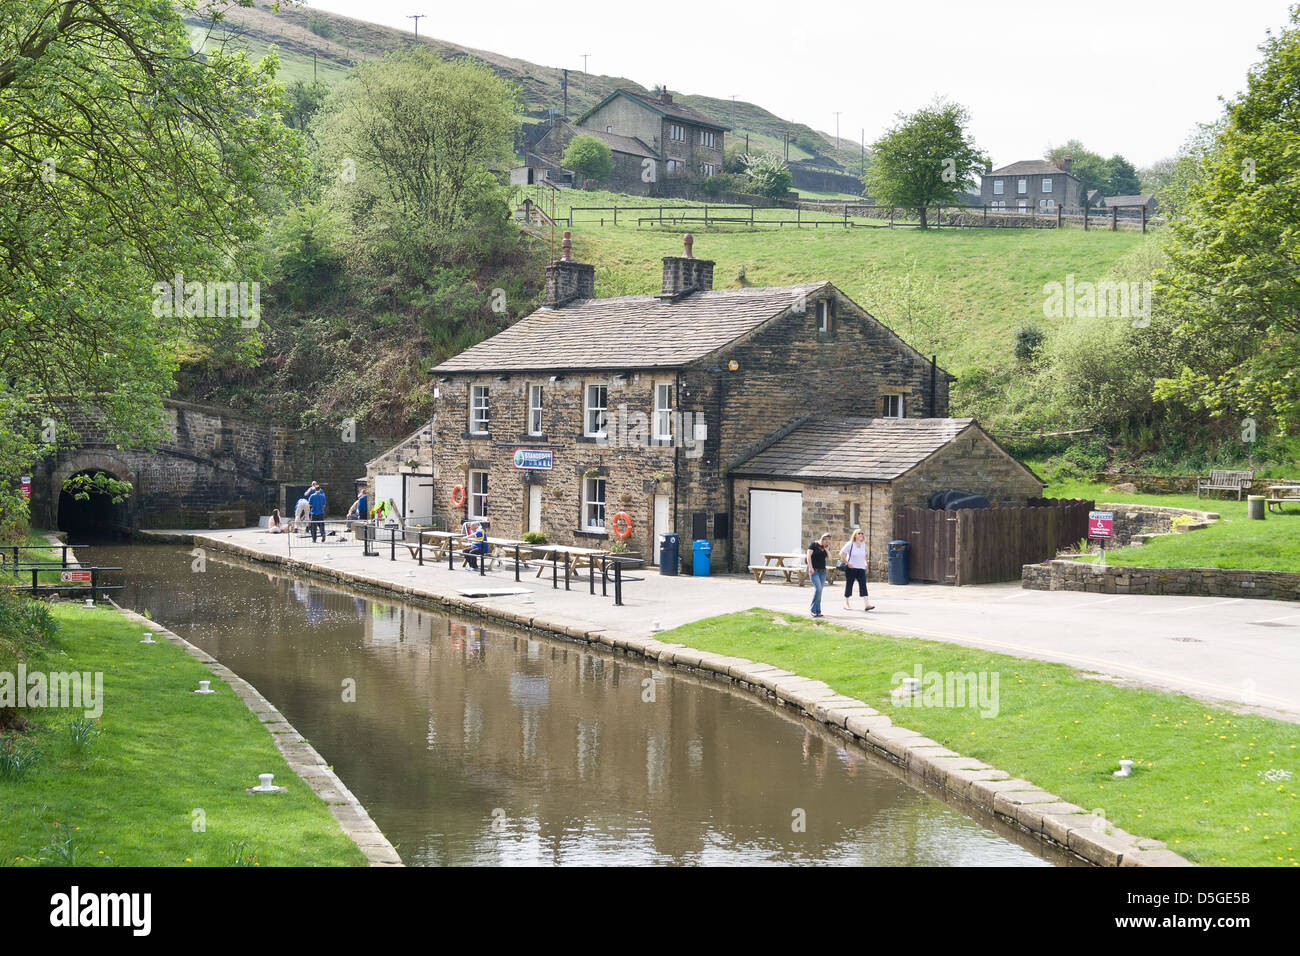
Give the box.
[146,530,1193,868]
[106,602,403,867]
[1024,558,1300,603]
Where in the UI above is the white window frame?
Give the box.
[585,384,608,437]
[527,384,544,436]
[992,179,1004,196]
[1042,177,1053,193]
[470,385,490,435]
[700,163,716,177]
[1018,199,1028,211]
[666,159,684,177]
[653,383,674,440]
[583,476,606,530]
[816,299,832,332]
[1017,178,1028,194]
[468,470,489,519]
[882,393,904,418]
[700,130,716,148]
[670,123,686,142]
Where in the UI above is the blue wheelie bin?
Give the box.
[659,533,680,575]
[692,539,712,576]
[888,539,910,585]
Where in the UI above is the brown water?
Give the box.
[104,543,1071,866]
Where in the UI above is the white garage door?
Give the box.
[374,474,403,524]
[749,489,803,567]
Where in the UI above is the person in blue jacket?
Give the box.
[308,482,327,542]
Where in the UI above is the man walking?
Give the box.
[308,482,327,542]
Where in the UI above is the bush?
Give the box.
[1013,324,1045,362]
[696,172,744,198]
[520,531,547,545]
[562,134,614,184]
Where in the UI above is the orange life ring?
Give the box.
[611,511,633,539]
[450,484,466,507]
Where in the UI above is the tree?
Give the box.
[0,0,300,532]
[738,152,793,198]
[1104,155,1141,195]
[1153,7,1300,432]
[315,48,520,273]
[1140,121,1224,218]
[562,134,614,183]
[864,100,985,228]
[1045,140,1138,203]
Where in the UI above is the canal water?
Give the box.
[103,543,1072,866]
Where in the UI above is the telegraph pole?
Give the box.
[581,53,590,73]
[407,14,425,40]
[562,68,568,119]
[833,111,842,149]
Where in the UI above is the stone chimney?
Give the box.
[544,230,595,307]
[1063,155,1073,175]
[658,88,673,105]
[660,234,714,300]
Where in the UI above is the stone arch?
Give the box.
[51,450,139,534]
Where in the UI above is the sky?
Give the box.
[304,0,1295,167]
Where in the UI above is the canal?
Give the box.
[103,543,1074,866]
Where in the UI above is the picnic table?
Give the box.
[749,552,810,586]
[531,544,609,578]
[1266,483,1300,513]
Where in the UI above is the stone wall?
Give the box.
[1092,473,1200,495]
[1099,503,1218,547]
[892,430,1043,509]
[1022,559,1300,602]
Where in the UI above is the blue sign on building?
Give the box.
[513,448,553,470]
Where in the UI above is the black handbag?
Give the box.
[835,560,850,572]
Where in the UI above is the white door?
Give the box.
[749,489,803,567]
[652,494,670,564]
[528,486,542,534]
[374,474,403,523]
[404,475,434,525]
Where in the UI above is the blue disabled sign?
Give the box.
[513,448,553,470]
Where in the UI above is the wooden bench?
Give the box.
[1266,483,1300,513]
[1197,469,1253,500]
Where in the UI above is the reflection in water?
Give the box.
[104,544,1067,867]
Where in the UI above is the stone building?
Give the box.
[376,233,1032,573]
[1096,193,1158,216]
[979,158,1082,211]
[532,88,728,196]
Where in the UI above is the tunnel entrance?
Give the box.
[57,470,130,539]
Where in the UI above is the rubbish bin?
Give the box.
[692,539,712,576]
[1247,495,1266,521]
[888,539,910,585]
[659,533,679,575]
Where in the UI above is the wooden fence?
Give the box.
[894,498,1094,585]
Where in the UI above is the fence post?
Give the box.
[515,545,521,583]
[390,529,396,561]
[983,204,988,224]
[418,533,423,566]
[601,556,608,597]
[91,567,99,603]
[1057,203,1063,228]
[479,540,485,575]
[614,560,623,606]
[1141,205,1147,234]
[613,206,617,226]
[1084,203,1089,231]
[449,536,454,571]
[564,553,570,590]
[31,567,38,597]
[1111,207,1118,232]
[552,552,558,589]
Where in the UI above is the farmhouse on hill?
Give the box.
[532,88,728,195]
[369,233,1046,575]
[979,158,1082,211]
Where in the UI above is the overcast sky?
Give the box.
[305,0,1294,167]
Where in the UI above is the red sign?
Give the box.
[1088,511,1114,539]
[60,570,92,583]
[20,476,31,501]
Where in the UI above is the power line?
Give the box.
[407,14,425,40]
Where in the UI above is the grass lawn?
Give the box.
[1041,480,1300,572]
[0,603,366,866]
[663,610,1300,866]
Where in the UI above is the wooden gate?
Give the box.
[894,498,1093,585]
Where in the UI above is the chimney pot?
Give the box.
[545,232,594,306]
[660,235,713,299]
[683,233,694,259]
[561,230,572,260]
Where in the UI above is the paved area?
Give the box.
[166,528,1300,721]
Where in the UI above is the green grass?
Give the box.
[1042,480,1300,572]
[662,610,1300,866]
[0,604,367,866]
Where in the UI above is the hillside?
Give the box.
[183,1,864,169]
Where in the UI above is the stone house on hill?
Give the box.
[532,120,659,195]
[979,158,1082,210]
[379,233,1043,575]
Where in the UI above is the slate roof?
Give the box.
[578,88,730,132]
[730,416,980,481]
[434,283,830,373]
[563,122,657,159]
[985,160,1071,177]
[1102,194,1154,207]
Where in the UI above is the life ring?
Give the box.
[450,484,466,507]
[611,511,633,539]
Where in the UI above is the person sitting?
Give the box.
[462,522,488,569]
[292,495,310,533]
[268,509,284,534]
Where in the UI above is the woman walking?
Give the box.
[839,528,875,612]
[806,533,831,618]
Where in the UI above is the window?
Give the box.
[1018,199,1028,212]
[1042,177,1053,193]
[700,163,716,177]
[583,476,606,530]
[1017,178,1028,194]
[585,384,608,437]
[605,125,613,133]
[816,299,832,332]
[527,384,543,436]
[882,394,904,418]
[700,130,716,148]
[666,159,684,177]
[669,123,686,142]
[654,383,674,440]
[468,470,488,519]
[845,501,860,529]
[992,179,1004,195]
[470,385,489,434]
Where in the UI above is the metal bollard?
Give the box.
[418,533,424,566]
[552,552,558,589]
[515,545,521,583]
[390,529,396,561]
[614,560,623,606]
